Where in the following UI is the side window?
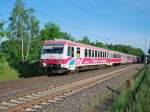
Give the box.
[114,54,115,58]
[77,47,80,57]
[67,46,71,56]
[89,49,91,57]
[104,52,106,58]
[102,52,104,58]
[71,47,74,57]
[95,50,97,57]
[100,51,102,57]
[98,51,100,57]
[107,52,108,58]
[92,50,94,57]
[85,49,88,57]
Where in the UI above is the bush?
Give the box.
[0,53,19,82]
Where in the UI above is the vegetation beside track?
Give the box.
[109,64,149,112]
[0,54,19,82]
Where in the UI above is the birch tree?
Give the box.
[9,0,39,62]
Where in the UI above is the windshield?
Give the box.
[42,44,64,54]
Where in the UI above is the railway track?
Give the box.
[0,64,140,112]
[0,64,135,103]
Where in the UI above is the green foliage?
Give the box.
[79,36,90,44]
[1,40,21,65]
[0,53,19,82]
[0,20,4,31]
[27,37,42,61]
[1,39,42,65]
[59,32,75,41]
[9,0,40,62]
[93,40,107,48]
[127,65,150,112]
[109,65,149,112]
[40,22,61,40]
[107,44,144,57]
[0,20,6,37]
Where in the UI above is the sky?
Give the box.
[0,0,150,52]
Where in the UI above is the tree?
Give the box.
[0,20,4,31]
[9,0,40,62]
[40,22,60,40]
[24,8,40,61]
[80,36,90,44]
[59,32,75,41]
[0,20,5,36]
[94,40,106,48]
[107,44,144,57]
[1,40,21,65]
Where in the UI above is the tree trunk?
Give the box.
[25,36,31,61]
[21,30,24,62]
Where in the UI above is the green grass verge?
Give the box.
[109,65,149,112]
[0,57,19,82]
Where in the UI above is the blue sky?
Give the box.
[0,0,150,52]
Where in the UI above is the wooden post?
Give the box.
[126,79,132,88]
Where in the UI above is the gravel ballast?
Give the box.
[32,64,144,112]
[0,64,137,103]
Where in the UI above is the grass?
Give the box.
[0,57,19,82]
[83,92,112,112]
[83,84,122,112]
[0,54,47,82]
[109,64,149,112]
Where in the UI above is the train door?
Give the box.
[67,46,76,70]
[67,46,74,57]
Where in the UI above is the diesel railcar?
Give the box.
[40,39,140,73]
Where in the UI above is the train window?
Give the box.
[106,52,108,58]
[109,53,111,58]
[71,47,74,57]
[103,52,105,58]
[85,49,88,57]
[104,52,106,58]
[92,50,94,57]
[67,46,71,56]
[107,53,109,58]
[100,51,102,57]
[95,50,97,57]
[98,51,100,57]
[101,51,103,58]
[77,47,80,57]
[89,49,91,57]
[113,54,115,58]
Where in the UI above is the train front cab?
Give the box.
[40,43,67,73]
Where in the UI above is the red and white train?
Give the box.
[40,39,141,73]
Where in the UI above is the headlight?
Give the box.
[42,63,47,67]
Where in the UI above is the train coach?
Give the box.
[40,39,140,73]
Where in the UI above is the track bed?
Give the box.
[0,64,143,112]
